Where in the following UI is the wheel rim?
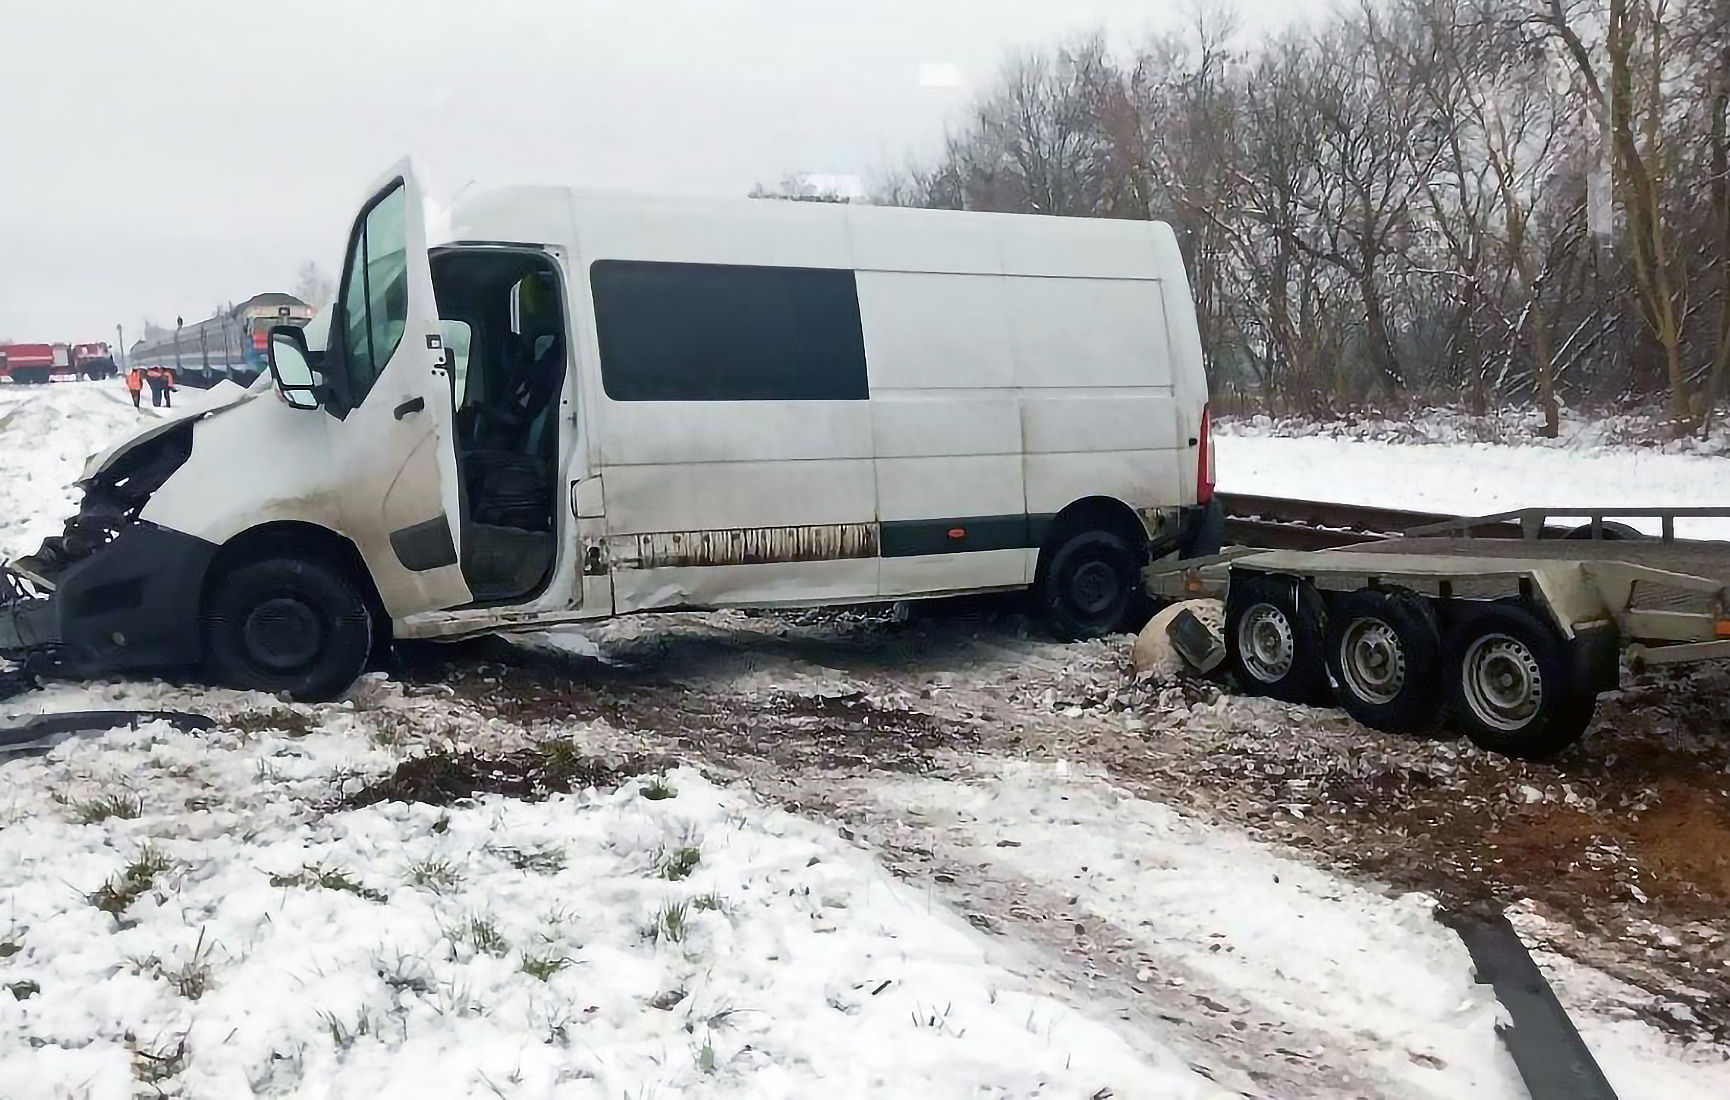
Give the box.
[1339,617,1406,705]
[1462,633,1542,731]
[1237,603,1295,683]
[1070,560,1120,616]
[243,596,325,672]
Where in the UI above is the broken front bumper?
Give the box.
[0,576,60,652]
[0,523,215,677]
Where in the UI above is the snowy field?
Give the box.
[1218,432,1730,540]
[0,379,1727,1098]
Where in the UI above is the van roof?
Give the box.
[443,185,1180,282]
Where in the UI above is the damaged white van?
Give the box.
[0,162,1219,699]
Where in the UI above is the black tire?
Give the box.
[1038,530,1143,639]
[1444,603,1594,758]
[1226,573,1330,704]
[203,556,373,701]
[1324,587,1442,733]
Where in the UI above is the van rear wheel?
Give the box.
[204,556,372,701]
[1038,530,1142,639]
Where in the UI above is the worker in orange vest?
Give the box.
[124,367,145,408]
[144,365,175,408]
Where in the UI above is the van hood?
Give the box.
[79,379,265,483]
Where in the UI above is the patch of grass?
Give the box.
[911,1001,966,1038]
[72,792,142,824]
[0,940,20,958]
[375,953,435,996]
[490,844,566,875]
[90,846,173,917]
[700,1005,743,1030]
[320,1009,375,1049]
[406,858,462,891]
[520,952,572,981]
[694,1038,717,1074]
[269,864,388,903]
[657,846,701,882]
[640,776,677,801]
[542,1009,575,1046]
[646,901,689,944]
[691,892,725,912]
[7,979,39,1000]
[167,928,214,1000]
[366,712,418,749]
[228,709,317,738]
[430,978,487,1018]
[461,916,510,958]
[344,744,660,807]
[131,1034,189,1087]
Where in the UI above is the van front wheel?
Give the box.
[1038,530,1142,639]
[204,557,373,702]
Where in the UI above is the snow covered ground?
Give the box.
[1218,432,1730,540]
[0,379,1208,1099]
[0,720,1206,1098]
[0,379,1728,1097]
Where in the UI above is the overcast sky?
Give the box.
[0,0,1328,341]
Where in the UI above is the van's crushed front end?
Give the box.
[0,423,212,682]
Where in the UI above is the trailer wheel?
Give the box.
[1038,530,1142,639]
[1324,587,1442,734]
[203,556,373,702]
[1226,574,1329,704]
[1563,521,1645,541]
[1445,604,1594,758]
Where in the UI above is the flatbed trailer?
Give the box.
[1147,506,1730,757]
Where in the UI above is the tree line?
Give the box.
[872,0,1730,437]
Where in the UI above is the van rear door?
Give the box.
[324,160,472,617]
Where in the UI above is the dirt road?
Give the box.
[365,602,1730,1094]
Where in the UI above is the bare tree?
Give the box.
[293,262,335,309]
[874,0,1730,437]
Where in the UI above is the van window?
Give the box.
[337,184,410,403]
[591,260,868,401]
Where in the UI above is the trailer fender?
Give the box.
[1570,621,1622,698]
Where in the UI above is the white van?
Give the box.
[1,162,1219,699]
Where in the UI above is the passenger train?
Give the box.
[129,293,315,388]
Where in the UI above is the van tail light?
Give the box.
[1196,403,1215,504]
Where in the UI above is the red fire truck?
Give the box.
[0,342,116,384]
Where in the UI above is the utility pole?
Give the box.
[174,316,183,378]
[115,324,124,370]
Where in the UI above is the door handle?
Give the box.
[394,397,425,420]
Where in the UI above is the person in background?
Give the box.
[125,366,145,408]
[145,365,175,408]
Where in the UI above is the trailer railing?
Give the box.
[1405,507,1730,545]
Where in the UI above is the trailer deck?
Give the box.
[1147,505,1730,756]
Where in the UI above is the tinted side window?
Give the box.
[591,260,868,401]
[336,184,409,403]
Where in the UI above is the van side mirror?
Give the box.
[268,326,322,411]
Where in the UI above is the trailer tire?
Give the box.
[1325,587,1442,734]
[1038,530,1143,639]
[203,556,373,702]
[1445,604,1594,758]
[1226,574,1330,704]
[1563,521,1645,541]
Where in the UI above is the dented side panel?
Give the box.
[615,523,878,571]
